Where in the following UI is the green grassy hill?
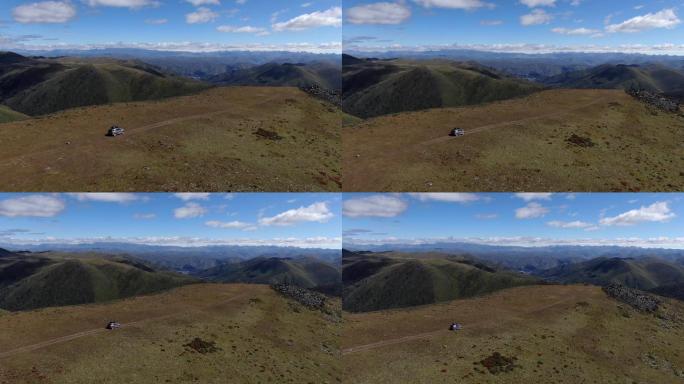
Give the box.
[544,63,684,99]
[209,62,340,89]
[540,257,684,291]
[343,250,539,312]
[0,52,209,116]
[200,257,340,291]
[0,105,28,123]
[342,56,543,118]
[0,251,197,311]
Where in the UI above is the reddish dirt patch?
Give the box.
[479,352,519,374]
[184,338,220,354]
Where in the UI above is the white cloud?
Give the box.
[413,0,491,9]
[475,213,498,219]
[205,220,253,230]
[174,193,210,201]
[145,18,168,24]
[272,6,341,31]
[515,202,550,219]
[409,193,480,203]
[343,195,408,218]
[345,235,684,249]
[346,2,411,25]
[520,9,553,25]
[0,39,342,54]
[13,1,76,23]
[606,9,680,33]
[344,41,684,55]
[599,202,675,226]
[186,0,220,5]
[83,0,158,8]
[259,202,334,226]
[133,213,156,220]
[480,19,503,25]
[236,0,246,4]
[515,193,553,201]
[69,193,139,203]
[520,0,555,7]
[217,25,269,35]
[186,7,219,24]
[174,203,208,219]
[547,220,592,229]
[3,236,341,249]
[0,195,65,217]
[552,27,600,35]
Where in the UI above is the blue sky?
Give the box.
[343,193,684,248]
[0,193,342,248]
[0,0,341,52]
[344,0,684,54]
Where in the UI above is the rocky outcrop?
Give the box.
[299,84,341,106]
[603,283,661,312]
[271,283,327,311]
[626,88,680,113]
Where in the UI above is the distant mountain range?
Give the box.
[0,243,342,270]
[345,243,684,271]
[0,249,196,311]
[543,63,684,101]
[345,49,684,79]
[342,54,541,118]
[342,250,540,312]
[0,52,208,116]
[343,246,684,309]
[0,51,342,118]
[208,61,340,89]
[342,52,684,118]
[9,48,341,81]
[539,256,684,296]
[0,245,343,311]
[199,256,341,294]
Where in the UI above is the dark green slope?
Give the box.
[0,252,197,311]
[208,62,340,90]
[649,283,684,301]
[199,257,341,290]
[0,52,209,116]
[342,251,539,312]
[540,257,684,291]
[544,63,684,99]
[341,58,542,118]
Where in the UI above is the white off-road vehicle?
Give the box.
[450,128,465,137]
[107,126,125,137]
[106,321,122,330]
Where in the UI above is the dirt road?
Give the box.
[0,108,240,169]
[0,293,247,359]
[416,96,606,148]
[342,296,575,355]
